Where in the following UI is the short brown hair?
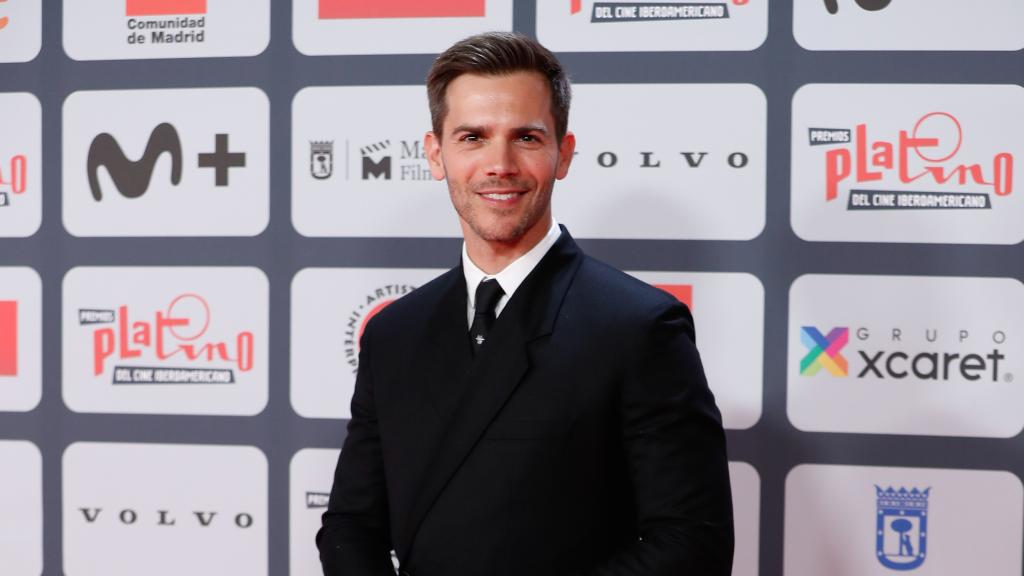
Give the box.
[426,32,571,141]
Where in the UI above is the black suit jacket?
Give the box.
[318,228,733,576]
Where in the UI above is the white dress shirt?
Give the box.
[462,219,562,328]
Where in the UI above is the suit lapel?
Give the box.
[397,229,584,560]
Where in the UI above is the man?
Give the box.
[318,32,733,576]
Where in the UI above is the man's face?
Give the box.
[425,71,575,249]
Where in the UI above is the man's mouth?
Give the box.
[481,191,521,201]
[476,188,526,202]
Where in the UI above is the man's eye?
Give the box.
[519,135,537,142]
[461,134,480,142]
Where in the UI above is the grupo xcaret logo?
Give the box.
[800,325,1009,383]
[788,275,1024,438]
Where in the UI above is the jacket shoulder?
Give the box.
[574,255,682,316]
[361,266,460,334]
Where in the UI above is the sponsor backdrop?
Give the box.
[0,1,1020,575]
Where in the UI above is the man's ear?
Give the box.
[555,131,576,180]
[424,131,446,181]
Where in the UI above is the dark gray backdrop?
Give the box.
[0,1,1022,574]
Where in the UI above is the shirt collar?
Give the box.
[462,218,562,314]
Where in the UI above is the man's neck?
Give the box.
[463,217,553,275]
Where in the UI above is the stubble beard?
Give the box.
[450,178,554,245]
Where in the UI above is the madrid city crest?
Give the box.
[310,141,333,180]
[875,485,930,571]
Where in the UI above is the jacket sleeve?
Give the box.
[581,300,734,576]
[317,320,397,576]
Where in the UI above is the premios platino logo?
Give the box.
[80,293,254,385]
[570,0,749,21]
[813,111,1013,211]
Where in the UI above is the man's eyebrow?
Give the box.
[449,123,549,135]
[450,124,486,135]
[516,124,549,134]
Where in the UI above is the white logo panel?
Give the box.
[291,267,443,418]
[730,461,760,576]
[627,271,763,429]
[63,0,270,60]
[0,0,41,63]
[62,267,269,415]
[559,84,765,240]
[0,266,41,412]
[63,87,269,237]
[795,0,1024,51]
[292,86,459,237]
[791,84,1024,245]
[0,440,42,576]
[290,448,340,576]
[63,442,268,576]
[785,464,1023,576]
[0,92,41,237]
[788,274,1024,437]
[293,0,513,55]
[537,0,767,52]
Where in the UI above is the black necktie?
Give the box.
[469,279,504,354]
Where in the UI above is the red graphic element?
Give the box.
[91,294,253,376]
[655,284,693,310]
[0,0,9,31]
[319,0,485,19]
[126,0,207,16]
[824,112,1014,201]
[359,299,394,343]
[570,0,748,14]
[0,301,16,376]
[0,155,27,194]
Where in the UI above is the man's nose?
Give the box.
[485,140,519,177]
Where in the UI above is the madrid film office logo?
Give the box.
[570,0,748,21]
[317,0,485,19]
[124,0,207,46]
[800,325,1011,383]
[0,300,16,377]
[88,122,245,201]
[876,486,930,571]
[308,139,431,181]
[0,149,27,208]
[0,0,9,30]
[810,111,1014,211]
[823,0,891,14]
[79,293,254,385]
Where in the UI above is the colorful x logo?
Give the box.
[800,326,848,376]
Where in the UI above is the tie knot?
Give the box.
[474,279,504,316]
